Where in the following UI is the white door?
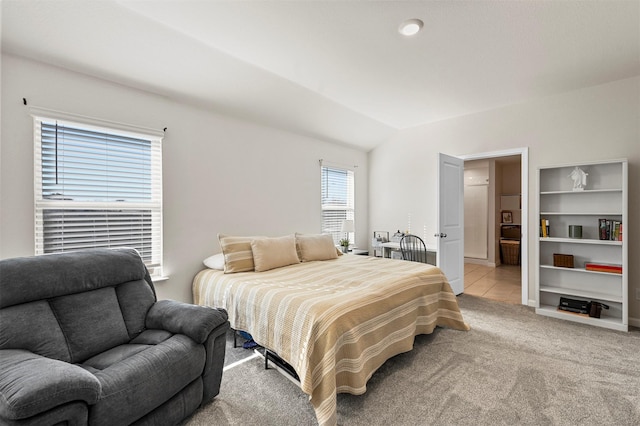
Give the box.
[437,153,464,295]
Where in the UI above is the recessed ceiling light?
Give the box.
[398,19,424,36]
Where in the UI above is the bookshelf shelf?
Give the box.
[539,212,622,216]
[539,265,623,276]
[539,286,622,303]
[536,159,628,331]
[539,189,622,195]
[539,237,622,246]
[535,305,626,332]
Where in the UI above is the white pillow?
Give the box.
[251,234,300,272]
[295,233,339,262]
[203,253,225,270]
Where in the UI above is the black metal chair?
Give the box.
[400,234,429,264]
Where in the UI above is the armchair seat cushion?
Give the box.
[87,334,205,426]
[82,345,151,372]
[0,350,100,421]
[80,329,177,372]
[130,329,173,345]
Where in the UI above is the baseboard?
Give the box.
[464,257,490,266]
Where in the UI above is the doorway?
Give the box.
[460,148,529,306]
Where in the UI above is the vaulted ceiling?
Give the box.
[3,0,639,150]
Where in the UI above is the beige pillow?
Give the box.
[295,233,339,262]
[218,234,258,273]
[251,235,300,272]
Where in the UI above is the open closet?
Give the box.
[463,155,522,304]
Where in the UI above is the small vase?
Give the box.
[341,246,349,253]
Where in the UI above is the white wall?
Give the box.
[369,76,640,321]
[0,54,369,303]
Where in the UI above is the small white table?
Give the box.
[381,241,437,265]
[380,242,401,259]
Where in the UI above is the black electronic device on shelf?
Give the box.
[558,297,589,314]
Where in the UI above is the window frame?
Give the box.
[320,162,355,245]
[31,108,165,278]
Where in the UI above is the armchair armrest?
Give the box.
[0,349,101,421]
[145,300,228,344]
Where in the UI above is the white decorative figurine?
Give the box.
[569,166,588,191]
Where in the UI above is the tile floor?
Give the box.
[464,262,522,304]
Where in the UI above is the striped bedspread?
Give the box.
[193,255,469,425]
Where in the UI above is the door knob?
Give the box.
[434,233,448,238]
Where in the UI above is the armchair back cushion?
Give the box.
[0,249,156,363]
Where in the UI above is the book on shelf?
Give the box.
[540,218,549,238]
[614,222,621,241]
[557,308,590,318]
[599,218,622,241]
[619,222,623,241]
[584,262,622,274]
[558,306,589,315]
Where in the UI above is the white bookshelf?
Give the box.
[535,159,628,331]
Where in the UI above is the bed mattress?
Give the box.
[193,254,469,425]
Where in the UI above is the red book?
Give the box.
[585,263,622,274]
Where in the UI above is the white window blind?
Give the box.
[33,116,163,276]
[321,164,355,244]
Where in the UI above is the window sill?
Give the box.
[151,275,169,282]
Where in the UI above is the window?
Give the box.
[321,164,355,244]
[33,113,163,276]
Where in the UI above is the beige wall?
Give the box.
[500,162,522,195]
[0,54,369,303]
[369,76,640,323]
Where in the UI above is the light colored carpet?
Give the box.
[186,295,640,425]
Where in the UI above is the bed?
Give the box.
[193,242,469,426]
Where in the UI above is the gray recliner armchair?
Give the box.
[0,248,230,425]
